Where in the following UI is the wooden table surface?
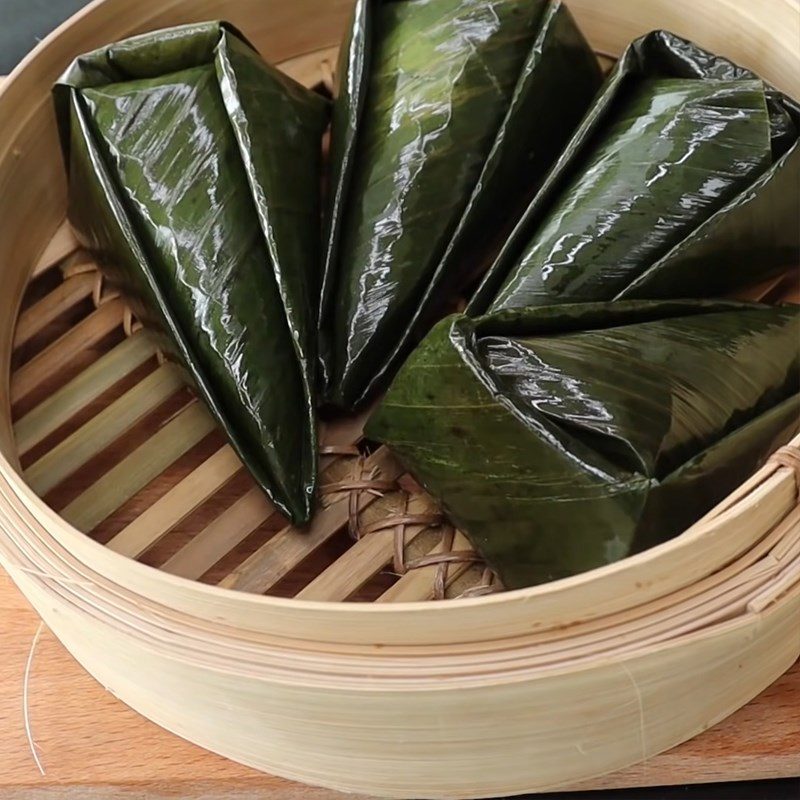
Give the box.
[1,570,798,800]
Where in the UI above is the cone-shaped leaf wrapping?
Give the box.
[367,302,800,588]
[470,31,800,314]
[53,23,329,524]
[321,0,603,409]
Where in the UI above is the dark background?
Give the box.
[1,1,797,799]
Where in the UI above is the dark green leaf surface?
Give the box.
[321,0,602,409]
[53,23,329,524]
[488,78,771,309]
[367,301,800,588]
[469,30,800,314]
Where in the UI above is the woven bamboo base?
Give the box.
[13,240,492,603]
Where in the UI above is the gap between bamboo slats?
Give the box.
[160,412,370,581]
[60,401,215,532]
[24,363,184,495]
[11,297,124,405]
[13,331,157,456]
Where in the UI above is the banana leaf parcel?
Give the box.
[53,22,329,524]
[320,0,603,409]
[367,301,800,588]
[469,30,800,314]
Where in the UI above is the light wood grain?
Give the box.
[106,445,242,559]
[160,487,276,580]
[13,271,95,350]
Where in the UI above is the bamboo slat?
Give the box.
[30,219,80,278]
[60,402,215,532]
[11,298,123,405]
[13,270,95,350]
[13,331,156,456]
[107,445,243,559]
[160,487,274,580]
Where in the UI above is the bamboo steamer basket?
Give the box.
[0,0,799,797]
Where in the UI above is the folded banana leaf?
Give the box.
[53,22,329,524]
[469,30,800,314]
[320,0,602,409]
[367,301,800,588]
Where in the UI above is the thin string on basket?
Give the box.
[358,496,444,575]
[404,526,482,600]
[23,622,46,776]
[768,445,800,494]
[319,451,456,577]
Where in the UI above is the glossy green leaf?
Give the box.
[53,22,329,524]
[470,30,800,314]
[321,0,602,409]
[367,301,800,588]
